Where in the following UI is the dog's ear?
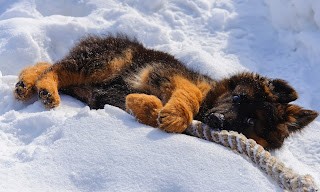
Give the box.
[285,104,318,132]
[269,79,298,103]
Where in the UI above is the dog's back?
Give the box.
[60,35,213,110]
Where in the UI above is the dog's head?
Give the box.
[203,73,318,150]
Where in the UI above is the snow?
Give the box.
[0,0,319,191]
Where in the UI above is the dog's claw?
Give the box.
[38,89,58,108]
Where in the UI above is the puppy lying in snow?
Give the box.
[15,34,318,150]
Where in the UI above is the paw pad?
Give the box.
[38,89,59,108]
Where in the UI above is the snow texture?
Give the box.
[0,0,319,191]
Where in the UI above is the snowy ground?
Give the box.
[0,0,320,191]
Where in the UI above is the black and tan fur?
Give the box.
[14,34,318,150]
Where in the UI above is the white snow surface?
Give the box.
[0,0,319,191]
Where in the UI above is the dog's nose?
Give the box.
[206,113,225,128]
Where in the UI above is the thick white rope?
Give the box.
[184,120,319,192]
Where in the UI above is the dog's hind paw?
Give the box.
[14,79,35,101]
[14,62,52,101]
[38,89,60,108]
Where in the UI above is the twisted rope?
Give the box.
[184,120,319,192]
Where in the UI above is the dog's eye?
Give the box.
[247,118,255,127]
[233,95,241,103]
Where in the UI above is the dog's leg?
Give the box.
[158,76,203,133]
[14,62,52,101]
[130,66,210,133]
[125,93,163,127]
[125,88,203,133]
[34,64,67,108]
[34,47,133,108]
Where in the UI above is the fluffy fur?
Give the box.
[15,34,318,150]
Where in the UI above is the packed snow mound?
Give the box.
[0,0,319,191]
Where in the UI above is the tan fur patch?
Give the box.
[36,49,133,90]
[159,97,193,132]
[110,49,133,72]
[276,123,289,138]
[90,48,133,83]
[173,76,203,113]
[196,80,212,98]
[159,75,204,133]
[263,84,275,101]
[246,131,268,148]
[56,69,86,88]
[128,65,153,90]
[286,105,301,123]
[19,62,52,82]
[35,70,60,108]
[126,93,163,127]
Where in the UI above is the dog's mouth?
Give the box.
[204,112,225,129]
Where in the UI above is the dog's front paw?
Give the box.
[14,79,34,101]
[38,89,60,108]
[126,94,163,127]
[158,103,193,133]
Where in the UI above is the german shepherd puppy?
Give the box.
[14,34,318,150]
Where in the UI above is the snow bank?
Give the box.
[0,0,319,191]
[264,0,320,66]
[0,75,281,191]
